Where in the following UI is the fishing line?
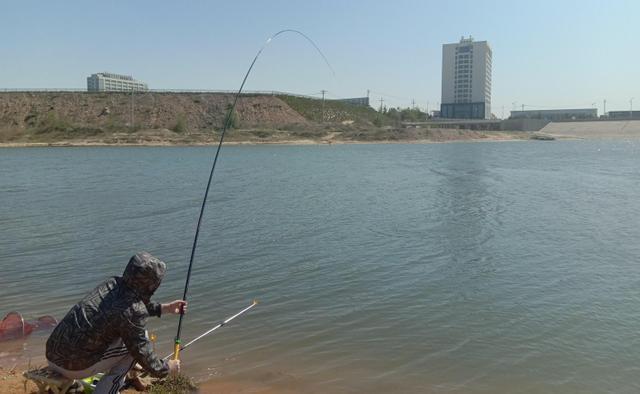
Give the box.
[174,29,335,360]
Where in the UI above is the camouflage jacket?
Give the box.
[46,252,169,378]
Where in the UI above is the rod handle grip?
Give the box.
[173,342,181,360]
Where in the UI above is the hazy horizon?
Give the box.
[1,0,638,115]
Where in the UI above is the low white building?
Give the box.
[87,72,148,92]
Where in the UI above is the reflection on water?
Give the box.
[2,142,640,393]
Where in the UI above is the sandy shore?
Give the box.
[0,133,529,148]
[0,351,297,394]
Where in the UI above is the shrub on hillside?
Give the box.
[223,105,239,129]
[35,112,73,134]
[172,115,188,133]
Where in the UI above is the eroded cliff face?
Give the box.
[0,92,308,132]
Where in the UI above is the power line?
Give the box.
[370,90,413,102]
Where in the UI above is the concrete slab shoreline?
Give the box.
[540,120,640,138]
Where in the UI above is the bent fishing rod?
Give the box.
[174,29,334,360]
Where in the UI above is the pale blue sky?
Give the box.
[1,0,638,115]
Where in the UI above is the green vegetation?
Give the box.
[172,115,188,133]
[384,107,427,123]
[223,104,239,129]
[35,112,73,134]
[278,94,427,126]
[26,112,106,139]
[149,374,198,394]
[251,130,271,138]
[105,115,123,132]
[277,95,382,124]
[289,129,328,139]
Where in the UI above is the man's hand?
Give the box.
[162,300,188,315]
[167,359,181,376]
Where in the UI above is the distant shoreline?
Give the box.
[0,132,533,148]
[0,139,527,148]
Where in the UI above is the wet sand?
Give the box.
[0,368,34,394]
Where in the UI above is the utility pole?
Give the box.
[521,104,525,112]
[412,98,415,109]
[379,97,384,112]
[603,99,607,117]
[321,90,327,122]
[502,105,505,119]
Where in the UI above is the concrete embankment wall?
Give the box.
[500,118,550,131]
[540,120,640,138]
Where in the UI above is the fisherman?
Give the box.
[45,252,186,393]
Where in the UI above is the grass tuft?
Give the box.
[149,374,198,394]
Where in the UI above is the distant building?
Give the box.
[440,36,492,119]
[510,108,597,121]
[607,110,640,119]
[87,72,148,92]
[336,97,370,107]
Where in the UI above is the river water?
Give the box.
[1,141,640,393]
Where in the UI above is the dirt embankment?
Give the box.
[0,92,529,145]
[0,92,308,133]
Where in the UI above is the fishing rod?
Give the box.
[174,29,335,360]
[166,300,257,361]
[83,301,259,386]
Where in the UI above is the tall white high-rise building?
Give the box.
[440,37,492,119]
